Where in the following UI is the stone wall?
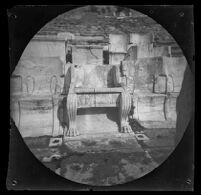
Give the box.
[11,57,64,96]
[21,40,66,63]
[10,5,189,136]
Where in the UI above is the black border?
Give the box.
[3,4,196,191]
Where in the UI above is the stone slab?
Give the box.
[64,131,144,153]
[140,120,176,129]
[77,107,119,135]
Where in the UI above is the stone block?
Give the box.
[77,107,119,135]
[151,46,169,57]
[137,45,152,58]
[130,33,153,46]
[163,56,187,93]
[16,98,53,137]
[133,57,164,93]
[109,34,128,53]
[72,46,103,65]
[136,95,166,121]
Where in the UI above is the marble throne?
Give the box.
[58,62,133,139]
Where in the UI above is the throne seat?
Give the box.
[59,63,132,138]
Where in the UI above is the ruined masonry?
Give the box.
[10,29,187,138]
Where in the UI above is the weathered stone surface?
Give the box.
[21,40,66,63]
[131,92,178,128]
[163,56,187,93]
[95,93,119,107]
[151,46,169,57]
[72,46,103,65]
[109,34,128,52]
[76,108,120,136]
[73,65,114,88]
[77,94,95,108]
[10,96,63,138]
[125,45,138,61]
[164,93,178,121]
[17,98,53,137]
[136,95,166,121]
[130,33,153,46]
[10,75,23,95]
[77,93,120,108]
[153,75,168,94]
[133,57,165,93]
[109,53,126,65]
[12,57,64,96]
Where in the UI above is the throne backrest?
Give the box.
[63,62,137,95]
[71,64,115,88]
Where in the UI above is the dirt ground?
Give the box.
[24,128,175,186]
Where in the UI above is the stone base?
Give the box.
[140,120,176,129]
[63,131,143,153]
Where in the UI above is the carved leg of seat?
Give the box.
[65,93,79,137]
[119,90,132,133]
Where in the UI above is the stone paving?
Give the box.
[24,128,175,186]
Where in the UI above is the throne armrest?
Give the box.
[113,61,130,89]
